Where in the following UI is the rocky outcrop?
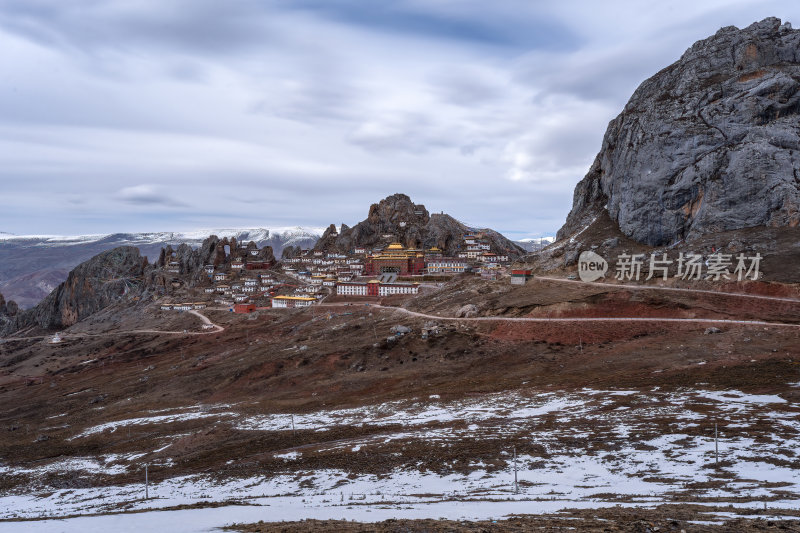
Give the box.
[558,18,800,246]
[316,194,524,258]
[0,293,17,331]
[149,235,276,292]
[281,245,299,259]
[2,247,149,334]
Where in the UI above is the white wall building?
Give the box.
[272,296,316,308]
[427,259,468,274]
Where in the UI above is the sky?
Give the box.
[0,1,798,240]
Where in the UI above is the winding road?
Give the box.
[537,276,800,304]
[4,277,800,345]
[334,303,800,329]
[0,309,224,344]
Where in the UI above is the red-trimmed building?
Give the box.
[365,243,425,276]
[511,270,533,285]
[336,280,419,297]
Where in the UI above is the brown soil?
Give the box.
[1,275,799,495]
[227,505,800,532]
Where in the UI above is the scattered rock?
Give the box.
[390,325,411,335]
[704,327,723,335]
[456,304,478,318]
[89,394,107,405]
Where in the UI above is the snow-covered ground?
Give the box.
[1,387,798,530]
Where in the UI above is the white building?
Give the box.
[337,282,368,296]
[272,295,316,308]
[336,281,419,297]
[427,258,468,274]
[378,283,418,296]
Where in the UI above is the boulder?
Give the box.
[456,304,478,318]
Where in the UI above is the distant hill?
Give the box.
[0,227,321,309]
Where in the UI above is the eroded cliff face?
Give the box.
[2,246,149,334]
[315,193,524,258]
[558,18,800,246]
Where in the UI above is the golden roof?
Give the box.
[369,241,421,260]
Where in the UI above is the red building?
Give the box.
[367,280,379,296]
[234,303,256,313]
[246,260,273,270]
[365,243,425,276]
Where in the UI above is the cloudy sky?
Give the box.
[1,0,797,240]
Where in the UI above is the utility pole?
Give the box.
[513,446,519,494]
[291,415,296,438]
[145,463,149,499]
[714,423,719,466]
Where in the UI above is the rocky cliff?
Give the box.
[0,228,315,309]
[2,247,149,335]
[315,194,524,258]
[558,18,800,246]
[0,235,279,335]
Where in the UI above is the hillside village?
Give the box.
[158,231,518,313]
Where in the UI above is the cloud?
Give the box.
[283,0,580,50]
[0,0,281,55]
[116,185,185,207]
[0,0,798,238]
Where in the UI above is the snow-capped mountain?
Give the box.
[514,236,555,252]
[0,227,323,249]
[0,227,323,309]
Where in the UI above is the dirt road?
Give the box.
[537,275,800,303]
[0,310,224,343]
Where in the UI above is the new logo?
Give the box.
[578,251,608,282]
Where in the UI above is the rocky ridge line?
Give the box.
[558,17,800,246]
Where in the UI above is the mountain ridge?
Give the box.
[0,227,322,309]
